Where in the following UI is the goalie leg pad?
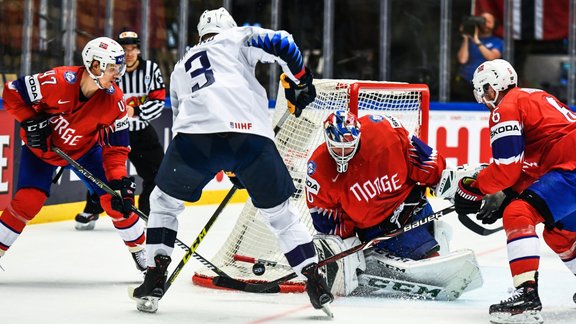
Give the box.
[313,234,365,296]
[434,220,453,255]
[363,248,483,298]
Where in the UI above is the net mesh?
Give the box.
[193,80,429,290]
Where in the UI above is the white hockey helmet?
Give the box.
[82,37,126,82]
[197,7,237,39]
[472,59,517,106]
[323,110,361,173]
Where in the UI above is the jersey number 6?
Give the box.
[184,50,215,93]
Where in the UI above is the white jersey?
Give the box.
[169,26,305,140]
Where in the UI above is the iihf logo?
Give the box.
[229,121,252,130]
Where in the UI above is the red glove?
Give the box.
[101,177,136,218]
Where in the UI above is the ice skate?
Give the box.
[74,212,99,231]
[302,263,334,317]
[129,246,147,272]
[489,279,543,324]
[131,255,171,313]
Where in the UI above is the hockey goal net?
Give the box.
[193,80,429,292]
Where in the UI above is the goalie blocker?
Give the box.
[313,226,482,300]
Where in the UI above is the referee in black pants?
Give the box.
[75,31,166,230]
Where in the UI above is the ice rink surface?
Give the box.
[1,198,575,324]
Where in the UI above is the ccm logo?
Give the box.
[24,120,49,132]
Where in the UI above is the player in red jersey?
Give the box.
[305,110,483,299]
[455,59,576,323]
[306,110,446,256]
[0,37,147,272]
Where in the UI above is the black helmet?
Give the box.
[118,31,140,46]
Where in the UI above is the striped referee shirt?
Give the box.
[117,57,166,131]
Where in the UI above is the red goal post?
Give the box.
[192,80,430,292]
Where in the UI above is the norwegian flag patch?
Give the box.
[99,42,108,49]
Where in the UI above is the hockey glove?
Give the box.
[477,189,517,224]
[101,177,136,218]
[224,171,245,189]
[280,67,316,118]
[454,177,484,215]
[21,114,52,152]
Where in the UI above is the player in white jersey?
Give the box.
[131,7,333,313]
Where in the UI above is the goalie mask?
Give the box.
[197,7,237,39]
[472,59,517,108]
[324,110,361,173]
[82,37,126,88]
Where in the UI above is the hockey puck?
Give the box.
[252,263,266,276]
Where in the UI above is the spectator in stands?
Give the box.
[452,12,503,101]
[74,31,166,231]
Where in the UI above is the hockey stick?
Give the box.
[233,254,293,272]
[457,213,503,236]
[51,147,240,282]
[213,205,456,292]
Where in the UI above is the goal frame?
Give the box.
[192,81,430,293]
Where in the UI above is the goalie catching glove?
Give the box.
[101,176,136,218]
[280,67,316,117]
[454,177,484,216]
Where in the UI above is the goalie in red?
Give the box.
[0,37,147,271]
[454,59,576,324]
[305,110,482,299]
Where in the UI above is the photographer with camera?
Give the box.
[452,12,503,101]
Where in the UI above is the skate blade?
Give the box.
[489,310,543,324]
[321,304,334,318]
[74,221,96,231]
[128,286,159,313]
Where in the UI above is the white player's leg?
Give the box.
[242,135,334,314]
[132,187,184,313]
[260,199,334,314]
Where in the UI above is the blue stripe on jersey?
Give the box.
[410,136,434,162]
[247,31,303,75]
[109,128,129,146]
[491,135,524,161]
[10,77,33,105]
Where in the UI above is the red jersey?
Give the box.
[3,66,130,180]
[474,87,576,194]
[305,115,446,238]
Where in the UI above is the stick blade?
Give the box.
[212,276,281,293]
